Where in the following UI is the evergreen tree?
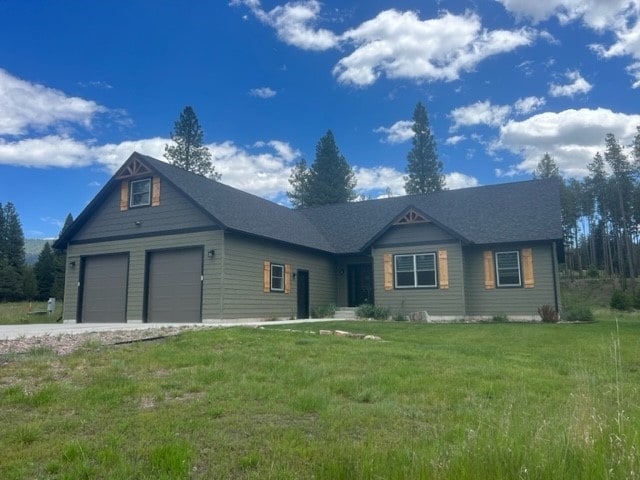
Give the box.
[404,102,444,194]
[0,202,25,300]
[164,106,221,180]
[533,153,561,179]
[287,158,312,208]
[34,242,55,300]
[305,130,357,206]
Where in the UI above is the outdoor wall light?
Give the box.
[134,220,142,226]
[208,249,215,258]
[69,260,76,268]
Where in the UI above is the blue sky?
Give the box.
[1,0,640,238]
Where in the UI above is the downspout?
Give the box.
[552,241,560,315]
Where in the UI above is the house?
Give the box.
[54,152,563,323]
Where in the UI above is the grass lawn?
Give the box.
[0,301,63,324]
[2,315,640,479]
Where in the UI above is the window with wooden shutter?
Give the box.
[263,261,270,292]
[383,253,393,291]
[521,248,534,288]
[438,250,449,289]
[151,176,161,206]
[483,250,495,289]
[120,181,129,211]
[284,264,291,294]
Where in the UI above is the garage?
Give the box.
[80,254,129,323]
[146,247,203,323]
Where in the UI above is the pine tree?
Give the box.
[34,242,55,300]
[0,202,25,300]
[306,130,356,206]
[287,158,312,208]
[164,106,221,180]
[51,213,73,299]
[404,102,444,194]
[533,153,561,179]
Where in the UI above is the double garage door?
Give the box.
[80,248,203,323]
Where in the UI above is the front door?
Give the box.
[348,264,373,307]
[297,270,309,319]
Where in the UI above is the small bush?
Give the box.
[491,313,509,323]
[610,290,633,311]
[355,304,390,320]
[562,305,594,322]
[538,304,559,323]
[586,267,599,278]
[392,312,407,321]
[311,303,336,319]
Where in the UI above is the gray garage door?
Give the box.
[81,254,128,323]
[147,248,203,323]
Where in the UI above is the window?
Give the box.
[270,263,284,292]
[130,178,151,207]
[394,253,437,288]
[495,251,521,287]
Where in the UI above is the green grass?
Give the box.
[0,301,63,324]
[2,315,640,479]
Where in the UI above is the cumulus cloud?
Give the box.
[444,172,479,190]
[374,120,414,144]
[445,135,466,145]
[0,69,106,136]
[495,107,640,177]
[549,70,592,97]
[335,10,534,86]
[354,165,405,195]
[249,87,277,98]
[514,96,546,114]
[450,100,512,130]
[230,0,338,50]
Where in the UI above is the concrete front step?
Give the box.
[334,307,357,320]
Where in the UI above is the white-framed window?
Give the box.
[270,263,284,292]
[130,178,151,207]
[495,251,521,287]
[394,253,437,288]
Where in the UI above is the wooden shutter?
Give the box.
[383,253,393,291]
[438,250,449,289]
[521,248,534,288]
[284,264,291,294]
[151,176,161,206]
[483,251,495,289]
[263,261,271,293]
[120,181,129,211]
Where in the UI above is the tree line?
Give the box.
[539,127,640,291]
[0,203,72,302]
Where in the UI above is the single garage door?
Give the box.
[81,254,129,323]
[147,248,203,323]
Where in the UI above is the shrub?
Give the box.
[538,304,559,323]
[311,303,336,319]
[610,290,633,311]
[562,305,594,322]
[491,313,509,323]
[586,267,599,278]
[355,304,390,320]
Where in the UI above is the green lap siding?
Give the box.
[463,243,559,317]
[220,233,336,319]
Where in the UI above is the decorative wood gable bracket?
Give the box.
[116,157,152,179]
[394,209,429,225]
[117,157,161,211]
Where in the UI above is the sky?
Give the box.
[1,0,640,239]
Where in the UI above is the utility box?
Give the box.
[47,298,55,315]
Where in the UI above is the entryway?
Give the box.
[347,264,373,307]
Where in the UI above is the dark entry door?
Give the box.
[297,270,309,319]
[147,248,203,323]
[348,264,373,307]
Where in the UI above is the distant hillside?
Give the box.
[25,239,53,265]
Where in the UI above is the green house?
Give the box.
[54,152,563,323]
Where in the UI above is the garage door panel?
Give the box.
[147,248,202,323]
[81,254,128,323]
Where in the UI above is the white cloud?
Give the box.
[450,100,511,130]
[231,0,338,50]
[514,96,546,114]
[354,165,405,195]
[0,135,93,167]
[496,107,640,177]
[445,135,465,145]
[374,120,413,144]
[249,87,277,98]
[335,10,534,86]
[0,69,106,136]
[549,70,592,97]
[444,172,479,189]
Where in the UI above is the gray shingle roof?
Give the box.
[57,152,563,253]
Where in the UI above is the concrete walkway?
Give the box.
[0,318,352,341]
